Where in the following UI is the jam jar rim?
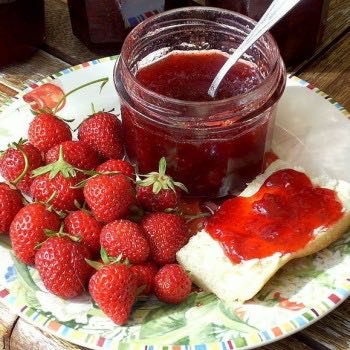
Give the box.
[115,7,282,109]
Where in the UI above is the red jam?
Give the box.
[136,51,262,101]
[206,169,344,263]
[115,7,286,198]
[122,51,273,197]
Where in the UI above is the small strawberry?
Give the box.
[100,219,149,264]
[0,183,23,233]
[137,157,187,212]
[130,262,158,295]
[64,210,102,256]
[84,174,135,223]
[28,112,72,153]
[35,232,92,299]
[46,141,100,170]
[96,159,135,180]
[78,112,124,160]
[141,212,189,265]
[10,203,61,265]
[0,140,43,194]
[154,264,192,304]
[31,146,84,211]
[88,250,138,325]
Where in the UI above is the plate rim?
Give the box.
[0,55,349,350]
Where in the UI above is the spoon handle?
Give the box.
[208,0,301,98]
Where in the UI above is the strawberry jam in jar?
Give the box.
[115,7,286,198]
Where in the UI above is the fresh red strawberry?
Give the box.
[0,140,43,194]
[130,262,158,295]
[88,262,137,325]
[28,113,72,153]
[100,219,149,264]
[35,235,92,299]
[141,212,189,265]
[78,112,124,160]
[0,183,23,233]
[10,203,61,265]
[137,157,187,212]
[84,174,135,223]
[64,210,102,256]
[154,264,192,304]
[46,141,100,170]
[96,159,135,180]
[30,147,84,211]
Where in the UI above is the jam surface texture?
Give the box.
[136,51,262,101]
[206,169,344,263]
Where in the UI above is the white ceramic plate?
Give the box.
[0,56,349,350]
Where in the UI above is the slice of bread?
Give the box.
[176,160,350,303]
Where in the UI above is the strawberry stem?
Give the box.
[137,157,188,194]
[12,144,29,186]
[32,146,81,179]
[53,77,109,114]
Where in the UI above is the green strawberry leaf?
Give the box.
[11,252,40,292]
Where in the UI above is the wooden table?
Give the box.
[0,0,349,349]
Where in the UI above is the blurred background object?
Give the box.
[0,0,45,67]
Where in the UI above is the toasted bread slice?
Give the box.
[176,160,350,303]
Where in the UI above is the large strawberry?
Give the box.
[0,140,43,194]
[10,203,61,265]
[154,264,192,304]
[31,146,84,211]
[28,112,72,153]
[88,251,138,325]
[46,141,100,170]
[78,112,124,160]
[141,212,189,265]
[96,159,135,180]
[84,174,135,223]
[0,183,23,233]
[137,157,187,212]
[64,210,102,256]
[35,233,92,299]
[100,219,149,264]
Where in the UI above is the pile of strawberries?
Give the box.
[0,108,198,325]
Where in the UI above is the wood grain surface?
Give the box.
[298,32,350,109]
[0,0,350,349]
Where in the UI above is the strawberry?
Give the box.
[88,252,138,325]
[96,159,135,180]
[137,157,187,212]
[64,210,102,256]
[78,112,124,160]
[10,203,61,265]
[100,219,149,264]
[84,174,135,223]
[154,264,192,304]
[0,140,43,194]
[35,234,92,299]
[30,146,84,211]
[46,141,100,170]
[28,113,72,153]
[130,262,158,295]
[0,183,23,233]
[141,212,189,265]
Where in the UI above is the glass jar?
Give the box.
[199,0,330,65]
[0,0,45,67]
[115,7,286,198]
[67,0,187,53]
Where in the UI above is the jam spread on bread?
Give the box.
[206,169,344,263]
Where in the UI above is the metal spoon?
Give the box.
[208,0,301,98]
